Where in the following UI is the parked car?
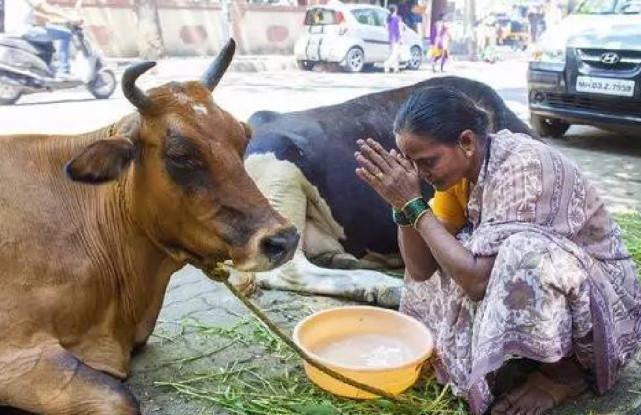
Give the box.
[527,0,641,137]
[294,2,424,72]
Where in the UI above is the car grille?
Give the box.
[545,92,641,115]
[576,48,641,72]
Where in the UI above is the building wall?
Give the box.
[45,0,307,57]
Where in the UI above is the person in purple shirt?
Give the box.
[384,5,403,73]
[431,13,450,72]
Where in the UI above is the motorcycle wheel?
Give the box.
[88,69,116,100]
[0,83,22,105]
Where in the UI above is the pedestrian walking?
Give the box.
[430,14,450,72]
[384,4,403,73]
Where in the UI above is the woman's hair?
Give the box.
[393,86,491,145]
[389,4,398,14]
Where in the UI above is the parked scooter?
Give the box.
[0,22,116,105]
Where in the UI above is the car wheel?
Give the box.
[530,114,570,138]
[0,82,22,105]
[407,46,423,70]
[297,60,314,71]
[344,47,365,73]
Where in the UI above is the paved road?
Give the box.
[1,59,640,415]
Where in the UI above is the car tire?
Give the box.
[530,114,570,138]
[0,82,22,105]
[407,46,423,70]
[343,47,365,73]
[363,63,376,72]
[297,60,314,71]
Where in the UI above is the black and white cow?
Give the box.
[241,76,534,307]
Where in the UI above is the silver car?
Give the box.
[294,2,424,72]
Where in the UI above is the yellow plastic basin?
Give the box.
[292,305,434,399]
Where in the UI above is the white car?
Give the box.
[294,2,424,72]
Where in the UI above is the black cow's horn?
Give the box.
[201,38,236,91]
[122,61,156,112]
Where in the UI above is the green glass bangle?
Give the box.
[392,208,412,227]
[402,197,431,226]
[412,208,431,228]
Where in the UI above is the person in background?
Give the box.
[384,4,403,73]
[5,0,81,79]
[430,13,450,72]
[397,0,416,29]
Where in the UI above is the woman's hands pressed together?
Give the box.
[354,138,421,209]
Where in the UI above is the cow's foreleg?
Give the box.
[0,343,140,415]
[257,253,403,307]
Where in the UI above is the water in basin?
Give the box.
[313,333,414,368]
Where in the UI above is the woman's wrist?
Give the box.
[392,207,412,227]
[400,197,431,227]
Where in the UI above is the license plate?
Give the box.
[309,25,324,34]
[576,76,635,97]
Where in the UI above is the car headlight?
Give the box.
[532,45,566,63]
[532,32,565,63]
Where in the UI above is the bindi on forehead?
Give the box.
[192,103,208,115]
[173,90,209,115]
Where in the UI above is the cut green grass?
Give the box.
[158,316,467,414]
[616,212,641,271]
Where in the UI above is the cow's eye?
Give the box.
[166,146,190,164]
[165,135,203,167]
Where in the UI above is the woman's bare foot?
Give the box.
[491,358,588,415]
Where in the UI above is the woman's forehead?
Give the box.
[398,132,440,154]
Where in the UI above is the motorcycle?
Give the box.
[0,22,116,105]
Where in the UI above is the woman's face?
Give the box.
[397,132,470,191]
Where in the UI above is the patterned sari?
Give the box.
[400,130,641,414]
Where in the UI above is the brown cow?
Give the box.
[0,39,298,414]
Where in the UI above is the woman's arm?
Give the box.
[355,138,493,300]
[398,226,438,282]
[414,210,494,301]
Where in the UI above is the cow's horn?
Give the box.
[122,61,156,112]
[201,38,236,91]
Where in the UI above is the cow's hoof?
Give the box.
[311,252,361,269]
[376,286,402,309]
[227,269,258,297]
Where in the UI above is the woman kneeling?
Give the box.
[354,87,641,415]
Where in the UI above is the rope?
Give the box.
[204,264,405,402]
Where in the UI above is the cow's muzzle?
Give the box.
[259,226,299,267]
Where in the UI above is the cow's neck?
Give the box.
[63,123,182,326]
[95,170,181,325]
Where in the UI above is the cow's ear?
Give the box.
[65,137,135,184]
[241,121,253,139]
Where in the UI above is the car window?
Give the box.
[573,0,641,13]
[616,0,641,13]
[375,9,389,26]
[304,8,338,25]
[575,0,616,13]
[351,9,385,26]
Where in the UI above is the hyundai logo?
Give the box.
[600,52,621,65]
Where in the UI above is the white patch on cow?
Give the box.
[244,153,345,244]
[242,153,403,307]
[193,103,208,116]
